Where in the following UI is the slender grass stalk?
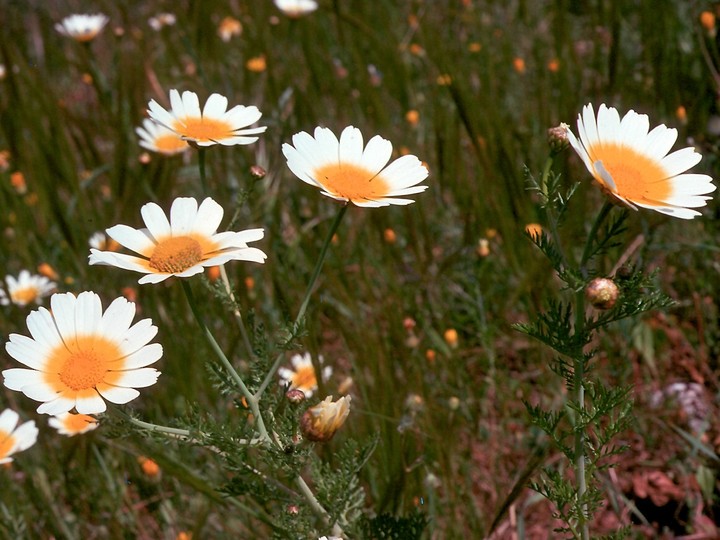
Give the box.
[218,263,256,362]
[198,147,208,194]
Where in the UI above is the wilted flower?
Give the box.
[565,103,716,219]
[48,412,99,436]
[147,89,266,147]
[55,14,109,42]
[274,0,319,18]
[282,125,429,207]
[0,270,56,307]
[278,352,332,398]
[3,291,162,415]
[301,396,351,442]
[0,409,38,464]
[89,197,266,284]
[135,118,189,155]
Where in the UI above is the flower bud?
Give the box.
[286,388,306,405]
[300,396,351,442]
[250,165,266,179]
[547,123,570,152]
[585,277,619,310]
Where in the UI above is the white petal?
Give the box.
[361,135,393,176]
[141,202,172,240]
[112,368,160,388]
[120,319,159,356]
[37,396,76,415]
[203,93,229,118]
[75,392,107,414]
[74,291,103,336]
[50,292,79,344]
[170,197,199,234]
[5,335,50,370]
[338,126,364,165]
[191,197,224,236]
[660,147,702,177]
[118,342,163,369]
[0,409,19,432]
[106,224,155,256]
[96,384,140,404]
[89,251,152,274]
[98,296,136,343]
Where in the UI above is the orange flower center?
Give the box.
[0,430,15,460]
[589,143,671,203]
[313,163,390,202]
[154,134,188,154]
[45,336,122,392]
[291,364,318,392]
[149,236,203,273]
[174,117,233,143]
[64,413,97,433]
[11,286,39,305]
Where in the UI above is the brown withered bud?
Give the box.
[585,277,620,310]
[300,396,351,442]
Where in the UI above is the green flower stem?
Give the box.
[296,474,336,529]
[294,204,349,328]
[181,280,270,444]
[254,204,349,400]
[572,201,614,540]
[218,263,256,362]
[573,288,589,540]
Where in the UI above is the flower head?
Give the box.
[282,126,429,207]
[274,0,319,18]
[148,13,176,31]
[135,118,189,155]
[218,16,242,42]
[3,291,162,415]
[0,409,38,464]
[278,352,332,398]
[147,90,266,147]
[89,197,266,284]
[300,395,351,442]
[1,270,56,307]
[48,412,99,436]
[565,103,716,219]
[55,14,109,42]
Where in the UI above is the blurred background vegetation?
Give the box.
[1,0,720,538]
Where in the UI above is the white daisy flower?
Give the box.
[0,270,56,307]
[565,103,716,219]
[3,291,162,415]
[55,14,109,42]
[274,0,319,17]
[282,125,429,207]
[48,412,99,436]
[278,352,332,398]
[135,118,189,155]
[0,409,38,464]
[88,197,266,284]
[147,89,266,147]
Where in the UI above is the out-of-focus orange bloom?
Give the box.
[10,172,26,194]
[405,109,420,127]
[246,55,267,72]
[513,57,526,73]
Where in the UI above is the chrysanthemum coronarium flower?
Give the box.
[278,352,332,398]
[48,412,99,436]
[135,118,189,155]
[147,89,266,147]
[0,409,38,464]
[3,292,162,415]
[274,0,319,17]
[565,103,716,219]
[88,197,266,284]
[300,395,351,442]
[55,14,109,42]
[0,270,56,307]
[282,126,429,207]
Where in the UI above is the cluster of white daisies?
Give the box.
[1,8,716,465]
